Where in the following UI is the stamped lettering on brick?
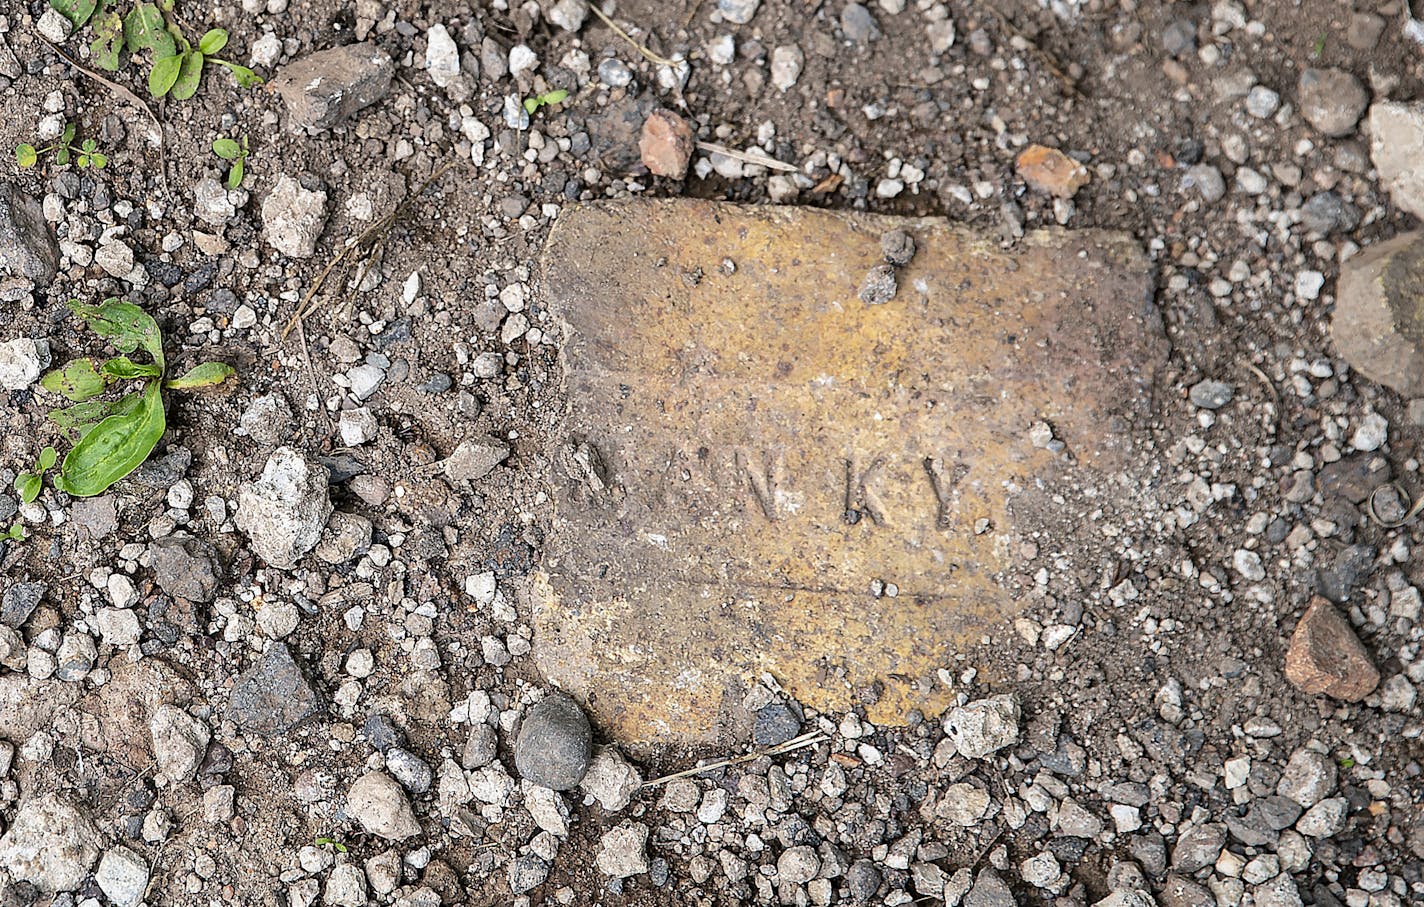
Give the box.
[536,200,1167,750]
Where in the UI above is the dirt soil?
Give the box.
[0,0,1422,906]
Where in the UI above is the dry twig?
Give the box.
[281,160,462,339]
[694,141,798,173]
[641,731,828,788]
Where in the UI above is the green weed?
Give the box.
[15,123,109,170]
[522,88,569,116]
[212,135,249,189]
[29,299,234,498]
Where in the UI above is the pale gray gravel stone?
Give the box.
[942,694,1020,758]
[0,793,102,892]
[596,821,649,877]
[95,846,149,907]
[347,771,422,840]
[235,447,334,569]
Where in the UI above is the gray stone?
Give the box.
[1370,101,1424,221]
[845,859,883,901]
[753,701,802,746]
[516,693,593,790]
[1333,231,1424,397]
[509,854,550,894]
[193,178,235,227]
[777,845,820,883]
[547,0,588,32]
[443,436,511,483]
[261,175,329,259]
[880,229,916,266]
[1277,748,1336,808]
[95,846,149,907]
[595,821,649,877]
[1296,797,1348,837]
[1171,823,1225,871]
[385,747,433,795]
[1300,191,1359,235]
[0,182,60,287]
[1188,379,1233,409]
[347,770,422,840]
[239,394,294,446]
[424,23,461,90]
[858,264,897,304]
[1183,164,1225,204]
[963,868,1015,907]
[0,337,50,390]
[1094,891,1157,907]
[578,745,642,811]
[1,581,45,628]
[0,793,102,892]
[54,633,96,682]
[716,0,761,25]
[1159,873,1213,907]
[943,694,1020,759]
[462,724,498,769]
[272,43,394,131]
[227,642,323,736]
[1297,68,1368,137]
[150,704,211,785]
[149,536,221,602]
[235,446,334,568]
[840,2,882,42]
[324,862,367,907]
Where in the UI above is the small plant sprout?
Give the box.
[1,523,25,543]
[212,135,249,189]
[47,1,263,99]
[15,123,109,170]
[13,447,58,505]
[314,837,348,854]
[522,88,569,116]
[30,298,235,499]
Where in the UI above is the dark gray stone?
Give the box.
[227,643,323,736]
[880,230,916,267]
[963,868,1015,907]
[1301,191,1360,235]
[753,701,803,747]
[271,43,395,132]
[514,693,592,790]
[0,181,59,287]
[149,536,221,603]
[1318,455,1391,504]
[363,713,404,753]
[844,859,882,902]
[1,582,45,628]
[1317,544,1375,604]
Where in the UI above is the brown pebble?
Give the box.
[1284,596,1380,701]
[1015,144,1090,198]
[639,109,694,179]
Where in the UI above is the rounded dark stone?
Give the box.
[363,713,405,753]
[753,701,803,747]
[514,692,592,790]
[845,859,882,902]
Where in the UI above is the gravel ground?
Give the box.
[1,1,1423,906]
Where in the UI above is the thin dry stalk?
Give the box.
[641,732,828,788]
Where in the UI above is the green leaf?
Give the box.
[49,395,141,439]
[77,154,90,169]
[81,138,97,152]
[1,523,24,543]
[41,358,106,402]
[14,473,42,505]
[15,144,37,168]
[213,59,263,88]
[68,298,165,370]
[62,123,77,145]
[199,28,228,55]
[226,157,244,190]
[89,9,124,71]
[38,447,58,471]
[148,52,182,97]
[54,381,166,497]
[123,3,176,58]
[55,146,70,166]
[91,152,109,169]
[543,89,569,105]
[171,50,204,101]
[164,361,235,390]
[100,356,164,380]
[212,137,241,160]
[523,97,538,114]
[49,0,98,29]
